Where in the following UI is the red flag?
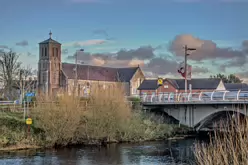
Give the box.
[178,62,192,80]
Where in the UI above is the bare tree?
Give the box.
[0,50,21,99]
[16,65,34,91]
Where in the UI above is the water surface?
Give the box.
[0,138,200,165]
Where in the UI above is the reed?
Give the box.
[194,114,248,165]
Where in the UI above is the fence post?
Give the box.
[23,101,26,120]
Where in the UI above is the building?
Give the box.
[37,32,145,96]
[224,83,248,91]
[138,78,225,95]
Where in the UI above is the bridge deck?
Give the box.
[142,100,248,105]
[140,90,248,105]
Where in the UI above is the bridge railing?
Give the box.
[141,90,248,103]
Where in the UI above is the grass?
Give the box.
[194,114,248,165]
[0,85,185,150]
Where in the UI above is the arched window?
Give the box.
[56,48,58,57]
[45,47,47,56]
[41,47,44,57]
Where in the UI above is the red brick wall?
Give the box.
[140,80,177,95]
[157,80,177,93]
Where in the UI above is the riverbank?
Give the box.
[0,110,193,152]
[0,87,193,151]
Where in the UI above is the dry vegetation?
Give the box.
[1,85,176,149]
[194,115,248,165]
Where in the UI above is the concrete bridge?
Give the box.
[140,90,248,131]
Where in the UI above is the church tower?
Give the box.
[38,31,62,95]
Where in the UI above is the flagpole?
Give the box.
[74,49,84,96]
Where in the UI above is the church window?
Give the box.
[43,72,46,83]
[54,73,56,84]
[45,47,47,56]
[56,48,58,57]
[53,48,55,57]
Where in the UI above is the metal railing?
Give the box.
[0,101,16,105]
[141,90,248,103]
[0,100,21,111]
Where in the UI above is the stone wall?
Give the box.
[129,68,145,96]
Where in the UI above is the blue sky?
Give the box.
[0,0,248,78]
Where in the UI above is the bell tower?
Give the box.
[38,31,62,95]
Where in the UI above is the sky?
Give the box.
[0,0,248,80]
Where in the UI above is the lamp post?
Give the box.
[184,45,196,93]
[74,49,84,95]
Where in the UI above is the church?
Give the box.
[37,32,145,96]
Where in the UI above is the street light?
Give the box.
[184,45,196,93]
[74,49,84,95]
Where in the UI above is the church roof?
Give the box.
[61,63,139,82]
[39,31,61,45]
[39,38,61,45]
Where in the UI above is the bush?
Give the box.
[194,115,248,165]
[33,94,85,147]
[32,85,132,146]
[1,85,176,148]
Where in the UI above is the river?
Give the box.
[0,137,206,165]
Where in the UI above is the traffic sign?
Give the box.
[25,92,35,97]
[26,118,32,125]
[157,78,163,86]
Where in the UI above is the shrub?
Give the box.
[32,94,84,147]
[23,84,176,147]
[32,85,132,146]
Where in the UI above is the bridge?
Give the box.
[140,90,248,131]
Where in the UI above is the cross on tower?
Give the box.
[49,30,52,39]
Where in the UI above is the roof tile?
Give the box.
[62,63,138,82]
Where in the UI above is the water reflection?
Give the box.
[0,138,200,165]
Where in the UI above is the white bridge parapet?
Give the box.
[141,90,248,104]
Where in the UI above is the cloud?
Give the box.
[66,45,162,72]
[16,40,28,47]
[27,52,33,56]
[218,40,248,71]
[243,40,248,54]
[0,45,8,49]
[93,29,109,37]
[63,35,248,78]
[193,66,209,74]
[92,29,115,40]
[169,34,248,72]
[62,49,69,54]
[144,57,178,75]
[64,39,107,47]
[169,34,244,61]
[65,44,213,77]
[116,46,155,60]
[237,71,248,78]
[66,45,156,61]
